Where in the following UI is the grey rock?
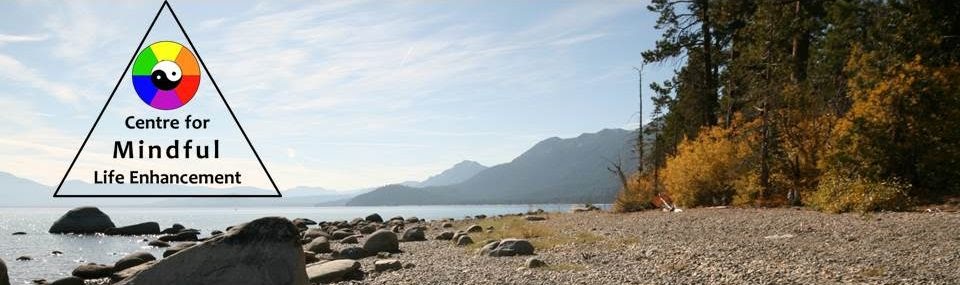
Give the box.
[15,256,30,261]
[306,260,363,284]
[359,224,378,235]
[303,228,330,241]
[362,230,400,253]
[478,239,535,257]
[456,235,474,246]
[110,261,154,283]
[115,217,308,285]
[402,227,426,241]
[49,276,84,285]
[435,231,455,240]
[293,218,317,226]
[336,247,369,260]
[114,252,156,272]
[374,259,402,272]
[340,235,360,244]
[147,240,170,248]
[524,216,546,221]
[157,231,198,242]
[72,263,114,279]
[405,216,420,224]
[304,236,331,254]
[331,230,353,240]
[365,213,383,223]
[105,222,161,236]
[49,207,116,234]
[525,257,547,268]
[466,225,483,233]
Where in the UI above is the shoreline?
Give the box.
[3,207,959,284]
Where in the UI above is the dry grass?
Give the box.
[450,215,605,251]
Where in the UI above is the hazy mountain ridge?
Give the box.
[347,128,639,206]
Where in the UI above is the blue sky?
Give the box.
[0,0,675,191]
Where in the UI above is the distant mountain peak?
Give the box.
[409,160,488,188]
[348,128,638,206]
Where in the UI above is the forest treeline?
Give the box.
[615,0,960,213]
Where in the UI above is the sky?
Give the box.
[0,0,675,191]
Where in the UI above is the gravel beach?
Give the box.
[346,208,960,284]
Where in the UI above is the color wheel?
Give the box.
[132,41,200,110]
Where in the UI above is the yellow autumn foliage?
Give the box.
[613,172,657,212]
[662,125,753,207]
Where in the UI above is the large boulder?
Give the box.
[115,217,308,285]
[362,230,400,254]
[105,222,161,236]
[478,239,535,257]
[49,207,115,234]
[306,260,363,284]
[114,252,156,272]
[0,257,8,285]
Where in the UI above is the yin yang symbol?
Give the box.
[151,61,182,91]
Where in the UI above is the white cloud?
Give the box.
[0,33,48,45]
[0,53,79,102]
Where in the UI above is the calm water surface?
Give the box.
[0,205,587,283]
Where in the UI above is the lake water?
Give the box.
[0,205,584,283]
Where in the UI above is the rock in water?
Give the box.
[402,227,426,241]
[478,239,535,257]
[115,217,308,285]
[114,252,156,272]
[105,222,161,236]
[49,207,116,234]
[365,213,384,223]
[0,258,8,285]
[72,263,115,279]
[362,230,400,253]
[306,260,363,284]
[50,276,84,285]
[161,242,196,258]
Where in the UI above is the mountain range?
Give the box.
[347,128,638,206]
[0,128,638,207]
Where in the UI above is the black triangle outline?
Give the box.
[53,1,282,198]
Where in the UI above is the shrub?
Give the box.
[662,125,751,207]
[807,172,913,213]
[613,173,657,212]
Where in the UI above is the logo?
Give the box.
[132,41,200,110]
